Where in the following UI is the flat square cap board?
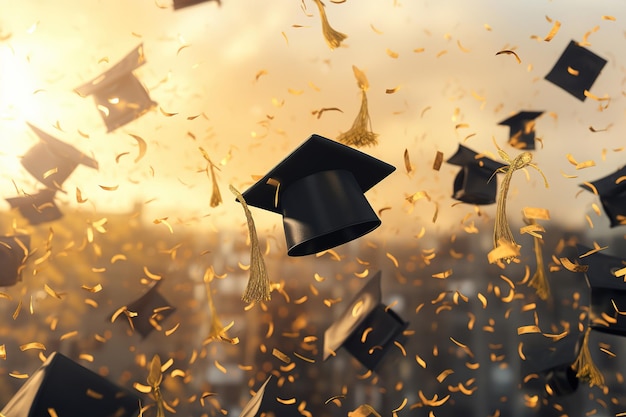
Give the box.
[498,111,544,150]
[0,235,30,287]
[580,165,626,227]
[577,245,626,336]
[173,0,220,9]
[323,271,408,371]
[75,44,157,132]
[544,40,607,101]
[446,144,506,205]
[0,351,140,417]
[241,134,395,256]
[5,190,63,225]
[21,122,99,191]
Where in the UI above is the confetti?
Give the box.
[495,49,521,64]
[20,342,46,351]
[433,151,444,171]
[543,20,561,41]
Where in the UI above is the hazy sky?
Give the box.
[0,0,625,241]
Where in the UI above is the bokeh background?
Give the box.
[0,0,625,416]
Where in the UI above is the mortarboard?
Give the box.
[75,44,157,132]
[173,0,221,9]
[238,376,299,417]
[114,281,176,339]
[5,189,63,225]
[21,123,99,191]
[0,352,140,417]
[578,245,626,336]
[0,235,30,287]
[521,334,582,396]
[323,271,408,371]
[240,134,395,257]
[498,111,544,150]
[544,40,607,101]
[445,144,506,205]
[580,166,626,228]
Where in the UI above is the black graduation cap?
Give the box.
[114,281,176,339]
[498,111,544,150]
[240,134,395,257]
[521,334,582,397]
[544,40,607,101]
[75,44,157,132]
[578,245,626,336]
[238,376,299,417]
[0,352,140,417]
[0,235,30,287]
[173,0,221,9]
[445,144,506,205]
[5,189,63,225]
[580,166,626,228]
[21,123,99,191]
[323,271,408,372]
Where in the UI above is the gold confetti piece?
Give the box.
[484,23,492,31]
[133,382,152,394]
[170,369,186,378]
[415,355,427,368]
[386,48,399,58]
[272,348,291,364]
[312,107,343,119]
[496,49,521,64]
[477,293,487,308]
[99,184,119,191]
[370,23,383,34]
[437,369,454,383]
[165,323,180,336]
[518,325,541,335]
[214,360,227,374]
[543,20,561,41]
[385,86,400,94]
[86,389,103,400]
[9,372,29,379]
[60,331,78,341]
[127,133,148,164]
[44,284,63,300]
[81,284,103,293]
[276,397,297,405]
[111,254,127,263]
[0,345,5,359]
[392,398,407,414]
[394,341,406,356]
[436,49,448,58]
[159,107,178,117]
[386,252,399,268]
[294,352,315,363]
[433,151,444,171]
[457,39,471,52]
[560,257,588,272]
[20,342,46,351]
[79,353,94,362]
[418,391,450,407]
[522,207,550,220]
[602,15,616,21]
[403,149,414,175]
[432,269,453,279]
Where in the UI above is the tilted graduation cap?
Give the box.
[578,245,626,336]
[445,144,506,205]
[498,111,544,150]
[0,235,30,287]
[113,281,176,338]
[1,352,140,417]
[238,376,299,417]
[323,271,408,371]
[521,334,582,396]
[21,123,99,191]
[173,0,221,9]
[5,189,63,225]
[240,134,395,256]
[545,40,607,101]
[75,44,157,132]
[580,166,626,228]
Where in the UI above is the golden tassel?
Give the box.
[572,327,605,387]
[147,355,166,417]
[527,218,550,300]
[203,267,236,343]
[312,0,347,50]
[230,185,271,303]
[492,143,549,264]
[337,66,379,148]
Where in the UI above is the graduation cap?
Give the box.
[5,189,63,225]
[0,235,30,287]
[238,376,299,417]
[113,281,176,338]
[521,334,582,396]
[21,123,99,191]
[1,352,140,417]
[578,245,626,336]
[545,40,607,101]
[323,271,408,371]
[173,0,221,9]
[580,166,626,228]
[75,44,157,132]
[445,144,506,205]
[240,134,395,257]
[498,111,544,150]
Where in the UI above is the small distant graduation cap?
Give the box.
[498,111,544,150]
[580,166,626,228]
[173,0,221,9]
[445,144,506,205]
[113,281,176,338]
[0,352,140,417]
[75,44,157,132]
[240,134,395,257]
[521,334,582,396]
[545,40,607,101]
[578,245,626,336]
[21,123,99,191]
[323,271,408,371]
[5,189,63,225]
[0,234,30,287]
